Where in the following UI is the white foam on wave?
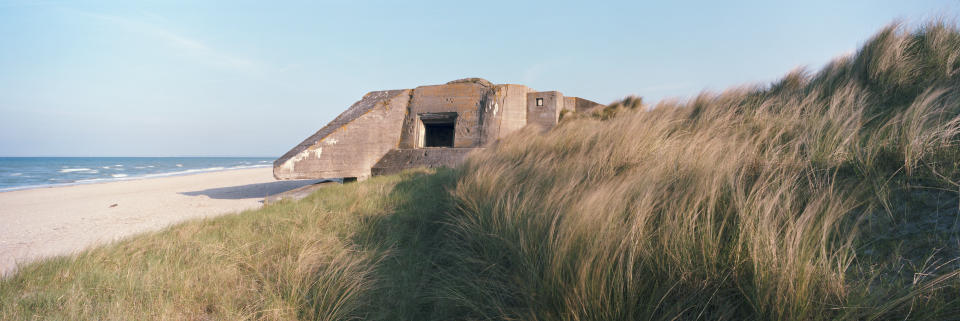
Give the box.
[176,164,183,167]
[102,166,110,169]
[59,168,94,173]
[112,174,128,178]
[115,164,123,167]
[9,173,22,176]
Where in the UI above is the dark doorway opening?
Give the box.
[424,123,455,147]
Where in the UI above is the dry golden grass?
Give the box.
[440,21,960,320]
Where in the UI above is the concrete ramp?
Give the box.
[274,89,412,180]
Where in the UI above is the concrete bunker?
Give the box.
[274,78,605,180]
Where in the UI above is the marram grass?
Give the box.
[3,21,960,320]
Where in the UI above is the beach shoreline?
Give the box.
[0,165,273,193]
[0,167,322,276]
[0,157,274,193]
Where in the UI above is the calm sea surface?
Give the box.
[0,157,274,192]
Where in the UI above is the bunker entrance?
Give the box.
[419,112,457,148]
[424,122,455,147]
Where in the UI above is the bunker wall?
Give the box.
[371,148,476,176]
[527,91,563,129]
[496,84,532,140]
[399,82,490,149]
[563,96,577,112]
[273,89,411,180]
[574,97,604,113]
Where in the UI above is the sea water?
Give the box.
[0,157,275,192]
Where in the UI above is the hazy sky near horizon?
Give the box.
[1,0,957,157]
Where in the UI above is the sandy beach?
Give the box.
[0,167,322,276]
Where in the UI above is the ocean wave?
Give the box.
[2,164,272,193]
[9,173,22,176]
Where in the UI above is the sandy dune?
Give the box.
[0,167,322,276]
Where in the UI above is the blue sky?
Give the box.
[0,0,957,157]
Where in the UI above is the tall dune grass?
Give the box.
[441,21,960,320]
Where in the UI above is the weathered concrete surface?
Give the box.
[484,84,532,142]
[274,89,411,180]
[275,78,605,180]
[572,97,604,113]
[527,91,564,130]
[399,80,491,149]
[371,148,477,176]
[563,96,577,112]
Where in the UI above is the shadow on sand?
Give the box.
[180,179,328,200]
